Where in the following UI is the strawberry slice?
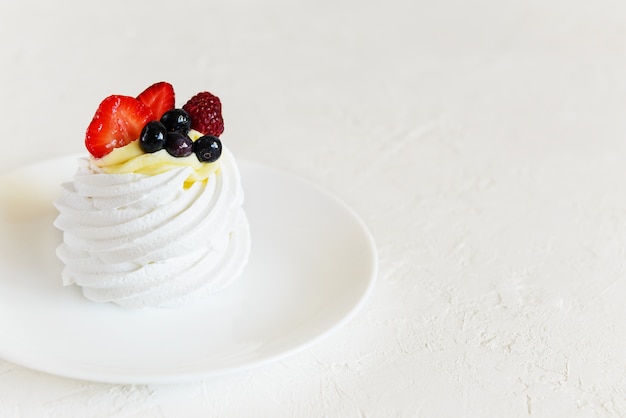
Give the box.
[85,95,155,158]
[136,81,175,120]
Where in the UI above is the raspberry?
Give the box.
[182,92,224,137]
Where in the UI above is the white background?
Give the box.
[1,0,626,416]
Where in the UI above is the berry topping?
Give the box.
[165,132,193,157]
[139,121,167,153]
[194,135,222,163]
[136,82,175,120]
[85,83,230,164]
[85,95,155,158]
[182,92,224,136]
[160,109,191,134]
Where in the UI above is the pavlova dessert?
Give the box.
[54,82,250,308]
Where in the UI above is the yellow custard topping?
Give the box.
[93,130,219,185]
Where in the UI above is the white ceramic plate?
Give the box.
[0,156,377,384]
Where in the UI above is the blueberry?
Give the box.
[194,135,222,163]
[160,109,191,134]
[165,132,193,157]
[139,121,167,153]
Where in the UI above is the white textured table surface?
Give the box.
[2,0,626,416]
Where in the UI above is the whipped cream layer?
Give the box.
[54,148,250,308]
[93,130,219,185]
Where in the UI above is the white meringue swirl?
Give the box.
[54,148,250,308]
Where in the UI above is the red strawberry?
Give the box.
[136,81,175,120]
[85,95,155,158]
[182,91,224,136]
